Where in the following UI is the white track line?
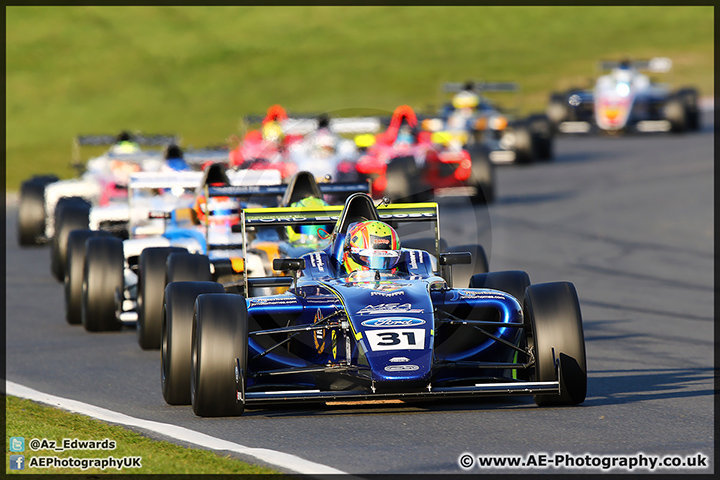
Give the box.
[6,380,348,475]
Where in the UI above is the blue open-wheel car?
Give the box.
[161,193,587,416]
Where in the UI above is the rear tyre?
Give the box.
[524,282,587,406]
[65,229,111,325]
[385,156,423,203]
[664,94,688,133]
[17,175,58,246]
[82,237,124,332]
[51,198,91,282]
[468,145,495,204]
[546,93,569,133]
[191,294,248,417]
[162,281,224,405]
[167,252,212,283]
[677,88,700,131]
[137,247,187,350]
[527,114,554,161]
[508,122,535,165]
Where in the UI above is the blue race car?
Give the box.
[161,193,587,416]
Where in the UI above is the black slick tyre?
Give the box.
[527,114,554,161]
[468,145,495,204]
[137,247,187,350]
[191,293,248,417]
[82,236,124,332]
[385,156,424,203]
[524,282,587,406]
[167,252,212,283]
[65,229,111,325]
[51,198,91,282]
[508,122,535,165]
[162,281,224,405]
[17,175,58,246]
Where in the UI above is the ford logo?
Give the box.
[361,317,426,328]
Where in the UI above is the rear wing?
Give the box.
[242,114,382,136]
[239,202,440,294]
[207,180,370,199]
[184,147,230,167]
[442,81,519,93]
[72,133,181,168]
[598,57,672,73]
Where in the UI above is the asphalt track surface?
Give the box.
[5,112,714,475]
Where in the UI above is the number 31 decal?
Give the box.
[365,329,425,351]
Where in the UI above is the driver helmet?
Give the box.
[262,121,284,144]
[194,192,240,226]
[312,130,337,158]
[343,220,402,273]
[164,144,190,172]
[285,196,330,246]
[395,125,416,146]
[452,90,480,110]
[111,131,141,154]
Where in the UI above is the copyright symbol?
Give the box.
[459,453,474,469]
[30,438,41,450]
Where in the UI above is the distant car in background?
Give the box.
[337,105,496,204]
[422,81,554,165]
[546,57,700,134]
[228,105,376,183]
[17,132,179,249]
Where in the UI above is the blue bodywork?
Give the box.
[244,246,525,393]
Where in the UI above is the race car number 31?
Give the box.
[365,329,426,351]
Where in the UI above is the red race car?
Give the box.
[338,105,495,204]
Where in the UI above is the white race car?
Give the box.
[547,57,700,134]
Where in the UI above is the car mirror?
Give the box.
[439,252,472,266]
[272,258,306,272]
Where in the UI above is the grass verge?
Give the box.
[6,6,714,188]
[5,395,282,475]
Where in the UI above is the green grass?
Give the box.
[6,6,714,189]
[5,396,282,475]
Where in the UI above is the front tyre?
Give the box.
[524,282,587,406]
[51,198,91,282]
[82,237,124,332]
[167,252,212,283]
[162,281,224,405]
[467,145,495,204]
[137,247,186,350]
[191,294,248,417]
[17,175,58,246]
[65,229,111,325]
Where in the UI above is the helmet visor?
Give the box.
[350,247,401,270]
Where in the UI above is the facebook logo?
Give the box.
[9,455,25,470]
[10,436,25,452]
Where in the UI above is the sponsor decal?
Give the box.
[356,303,424,315]
[389,356,410,363]
[370,290,405,297]
[384,364,419,372]
[361,317,426,328]
[450,289,508,301]
[408,250,419,270]
[350,247,400,258]
[309,252,325,272]
[247,296,299,306]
